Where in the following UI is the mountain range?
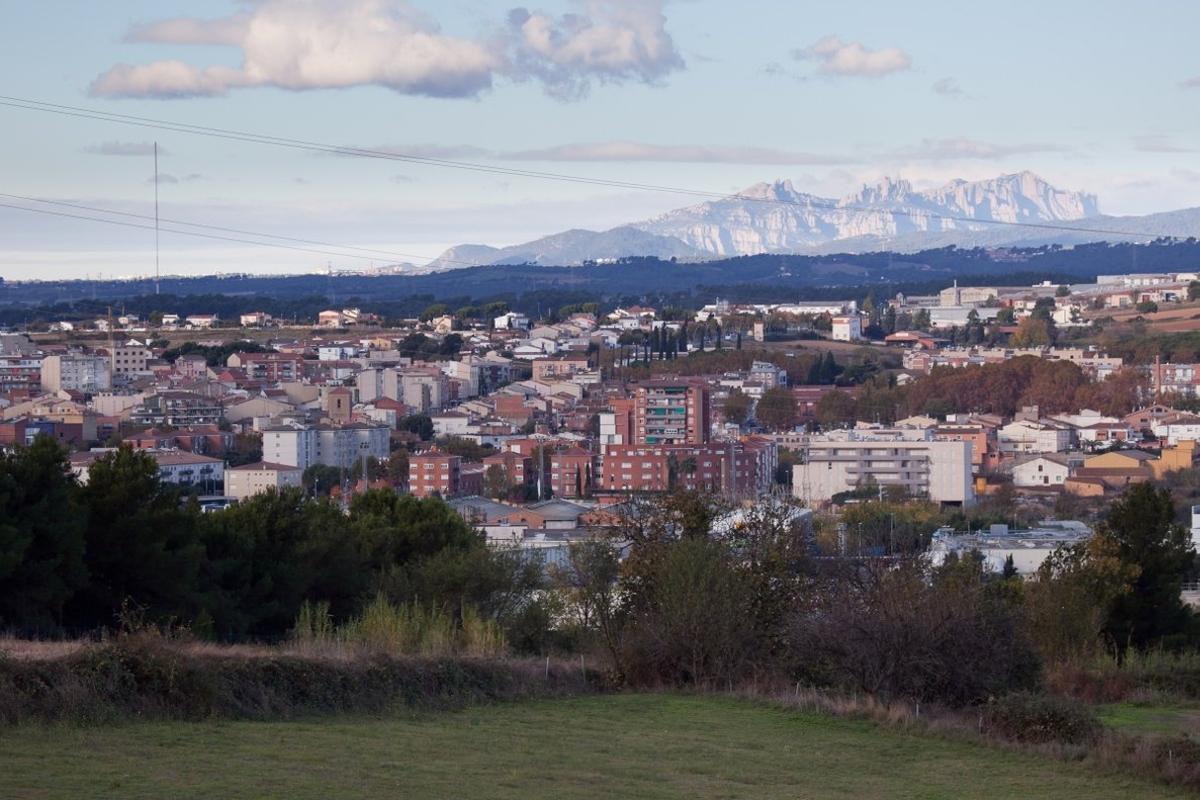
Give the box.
[423,171,1200,271]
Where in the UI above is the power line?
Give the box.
[0,200,473,265]
[0,191,472,264]
[0,94,1170,240]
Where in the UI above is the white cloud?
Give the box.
[84,141,168,157]
[92,61,246,99]
[90,0,683,101]
[794,35,911,78]
[92,0,502,99]
[887,138,1072,161]
[1181,76,1200,89]
[504,140,847,164]
[506,1,683,98]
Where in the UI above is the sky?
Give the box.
[1,0,1199,280]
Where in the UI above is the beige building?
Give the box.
[110,345,151,376]
[224,461,303,501]
[793,428,974,506]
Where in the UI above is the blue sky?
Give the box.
[2,0,1198,279]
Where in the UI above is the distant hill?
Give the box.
[426,226,703,270]
[422,171,1200,270]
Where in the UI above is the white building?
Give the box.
[928,521,1092,576]
[261,421,390,470]
[185,314,219,329]
[1152,416,1200,445]
[1011,454,1080,488]
[493,312,530,330]
[792,428,974,506]
[318,345,359,361]
[831,315,863,342]
[70,448,225,490]
[431,411,473,438]
[224,461,303,501]
[998,419,1072,454]
[40,353,112,393]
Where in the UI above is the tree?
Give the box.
[387,449,409,486]
[1189,281,1200,302]
[793,557,1040,705]
[756,387,798,431]
[1098,483,1196,652]
[0,437,87,630]
[484,463,511,499]
[434,435,494,462]
[1135,300,1159,314]
[996,307,1016,325]
[1025,533,1137,662]
[198,488,358,637]
[723,389,751,425]
[226,433,263,467]
[551,540,624,666]
[419,303,449,322]
[303,464,342,496]
[1010,316,1052,347]
[815,390,858,429]
[66,447,202,628]
[1056,285,1071,297]
[398,414,434,441]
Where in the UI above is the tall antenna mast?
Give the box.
[154,141,160,295]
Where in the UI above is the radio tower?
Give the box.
[154,141,161,295]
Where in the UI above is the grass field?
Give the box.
[1098,702,1200,738]
[2,694,1191,800]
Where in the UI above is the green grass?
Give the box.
[1098,702,1200,738]
[1,694,1191,800]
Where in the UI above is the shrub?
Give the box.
[792,558,1041,706]
[0,636,589,724]
[291,596,505,658]
[984,692,1102,745]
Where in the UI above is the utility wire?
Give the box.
[0,94,1170,240]
[0,191,471,264]
[0,200,472,265]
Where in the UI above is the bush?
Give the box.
[1048,650,1200,702]
[292,595,505,658]
[792,558,1041,706]
[0,636,591,724]
[984,692,1102,745]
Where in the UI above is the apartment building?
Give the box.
[224,461,303,501]
[997,419,1072,454]
[630,381,710,446]
[40,353,111,393]
[0,353,42,394]
[109,344,151,376]
[227,352,304,383]
[131,391,223,427]
[546,447,594,498]
[792,428,974,506]
[70,448,225,489]
[409,451,462,497]
[599,440,775,498]
[261,421,390,470]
